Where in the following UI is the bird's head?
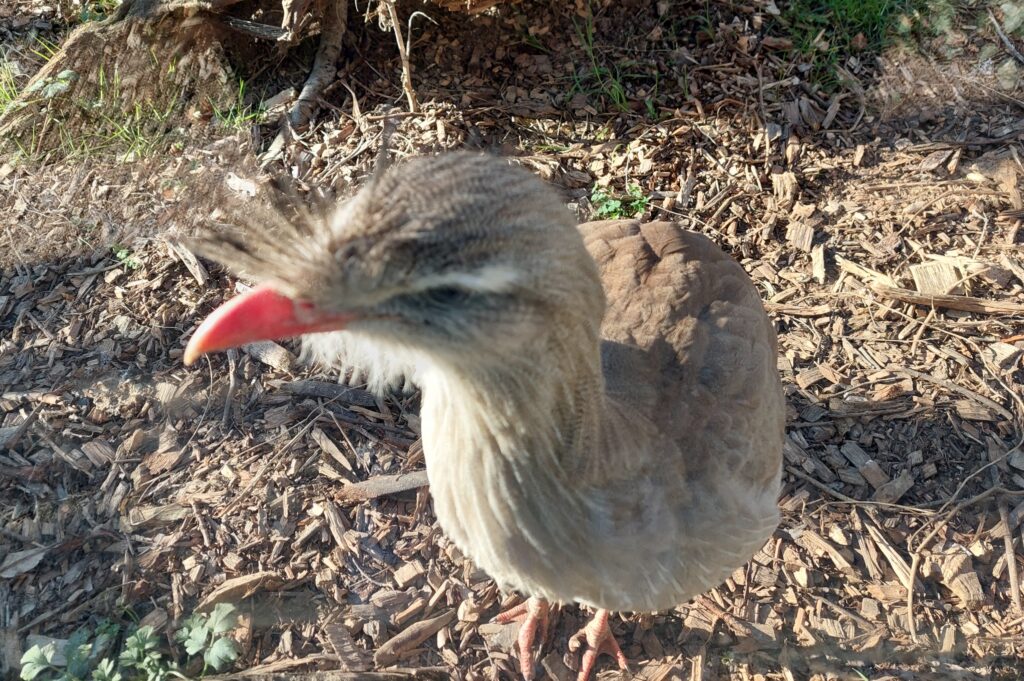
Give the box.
[183,153,604,386]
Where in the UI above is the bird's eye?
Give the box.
[425,286,469,306]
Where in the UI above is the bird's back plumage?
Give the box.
[563,219,784,610]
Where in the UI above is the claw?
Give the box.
[568,609,629,681]
[495,597,550,680]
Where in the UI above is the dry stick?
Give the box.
[908,307,935,357]
[383,0,419,113]
[222,348,239,427]
[786,466,939,515]
[2,403,42,452]
[891,365,1015,422]
[998,501,1022,614]
[786,465,858,503]
[870,283,1024,315]
[989,9,1024,67]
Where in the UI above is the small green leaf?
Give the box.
[20,643,57,681]
[203,637,238,672]
[65,628,93,678]
[206,604,237,636]
[182,624,208,656]
[91,659,121,681]
[120,626,160,669]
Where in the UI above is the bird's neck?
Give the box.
[417,325,607,590]
[423,323,605,472]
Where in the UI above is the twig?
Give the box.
[999,500,1022,613]
[890,365,1015,422]
[2,404,42,452]
[222,348,239,427]
[786,466,857,502]
[0,527,46,547]
[334,469,429,505]
[192,502,214,548]
[908,307,935,357]
[786,466,939,514]
[870,282,1024,315]
[382,0,419,113]
[989,9,1024,67]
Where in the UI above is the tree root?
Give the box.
[289,0,348,127]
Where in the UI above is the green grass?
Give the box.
[6,56,187,164]
[30,36,61,63]
[567,7,665,118]
[211,79,264,131]
[572,12,629,112]
[111,244,143,269]
[76,0,121,22]
[0,61,18,113]
[778,0,955,89]
[100,95,180,161]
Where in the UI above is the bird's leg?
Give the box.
[567,609,629,681]
[495,597,550,680]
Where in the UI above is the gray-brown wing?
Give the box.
[581,219,782,492]
[566,219,784,610]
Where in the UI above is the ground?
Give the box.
[1,0,1024,680]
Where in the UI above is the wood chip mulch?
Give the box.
[2,1,1024,680]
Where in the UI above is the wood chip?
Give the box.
[839,442,889,489]
[166,240,208,286]
[910,261,962,295]
[786,221,814,252]
[197,572,285,612]
[322,621,371,672]
[335,470,430,506]
[939,551,985,609]
[835,255,897,288]
[863,523,916,591]
[243,340,295,371]
[393,560,425,588]
[795,529,855,573]
[312,427,355,473]
[811,244,826,284]
[273,379,378,407]
[124,503,191,529]
[872,469,914,504]
[373,609,456,667]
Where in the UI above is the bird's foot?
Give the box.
[495,597,550,681]
[567,609,629,681]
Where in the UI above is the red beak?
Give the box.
[183,284,353,366]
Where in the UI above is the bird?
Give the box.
[183,152,785,681]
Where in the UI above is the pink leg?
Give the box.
[567,609,629,681]
[495,597,550,680]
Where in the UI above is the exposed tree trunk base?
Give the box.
[0,0,518,162]
[0,0,236,159]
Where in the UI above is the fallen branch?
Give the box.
[870,283,1024,315]
[989,8,1024,67]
